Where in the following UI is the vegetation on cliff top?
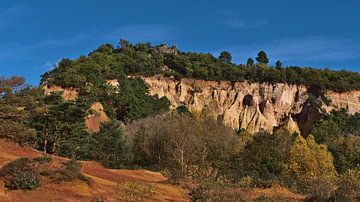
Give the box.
[41,39,360,92]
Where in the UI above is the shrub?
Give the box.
[116,181,156,201]
[32,155,52,163]
[7,170,41,190]
[189,178,247,202]
[0,158,41,190]
[336,168,360,200]
[48,159,91,185]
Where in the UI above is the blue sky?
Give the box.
[1,0,360,85]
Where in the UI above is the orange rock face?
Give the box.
[43,84,79,101]
[85,102,110,133]
[140,75,360,134]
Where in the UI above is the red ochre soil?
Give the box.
[0,139,307,202]
[0,139,188,202]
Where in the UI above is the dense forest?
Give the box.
[0,40,360,200]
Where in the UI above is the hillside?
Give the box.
[0,139,312,201]
[0,139,188,201]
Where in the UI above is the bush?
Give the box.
[189,178,248,202]
[48,159,91,185]
[336,168,360,200]
[0,158,41,190]
[32,155,52,163]
[116,181,156,201]
[7,170,41,190]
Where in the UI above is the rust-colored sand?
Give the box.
[0,139,188,202]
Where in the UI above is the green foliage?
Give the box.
[336,167,360,200]
[247,57,254,66]
[0,158,41,190]
[32,155,52,163]
[7,170,41,190]
[312,109,360,172]
[256,50,269,65]
[0,76,25,97]
[0,86,43,145]
[236,132,295,186]
[29,93,87,155]
[47,159,90,185]
[93,121,133,168]
[218,51,232,64]
[117,78,170,122]
[275,60,282,70]
[189,176,254,202]
[0,119,36,144]
[40,40,360,92]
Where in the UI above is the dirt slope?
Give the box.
[0,139,307,201]
[0,139,188,202]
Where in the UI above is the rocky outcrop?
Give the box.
[43,84,79,101]
[279,115,301,134]
[140,75,360,134]
[106,79,120,88]
[43,75,360,135]
[324,90,360,115]
[85,102,109,133]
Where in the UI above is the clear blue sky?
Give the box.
[1,0,360,85]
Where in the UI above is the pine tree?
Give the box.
[256,51,269,65]
[275,60,282,70]
[247,58,254,66]
[218,51,232,64]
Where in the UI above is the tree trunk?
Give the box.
[43,139,47,154]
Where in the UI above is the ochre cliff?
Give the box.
[43,76,360,135]
[140,75,360,134]
[85,102,110,133]
[43,84,79,101]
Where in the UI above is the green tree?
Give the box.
[238,132,294,185]
[29,93,86,154]
[275,60,282,70]
[246,58,254,66]
[256,51,269,65]
[312,109,360,172]
[93,121,133,168]
[117,78,170,122]
[218,51,232,64]
[0,80,40,145]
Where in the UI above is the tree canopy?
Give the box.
[41,40,360,92]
